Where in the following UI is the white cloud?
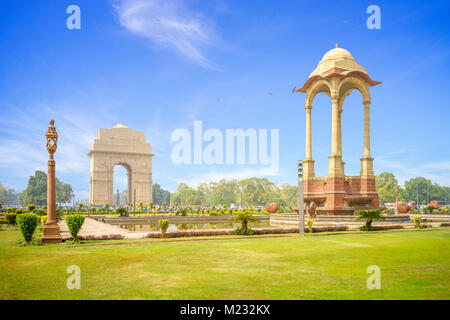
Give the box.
[114,0,218,69]
[0,104,113,194]
[376,156,450,186]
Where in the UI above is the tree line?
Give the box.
[375,172,450,205]
[0,170,74,206]
[2,170,449,208]
[168,178,298,207]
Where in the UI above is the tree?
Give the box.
[375,172,399,205]
[208,179,240,206]
[56,180,74,205]
[19,170,74,206]
[171,183,204,205]
[238,178,279,206]
[280,183,298,207]
[152,183,171,205]
[0,181,20,206]
[19,171,47,206]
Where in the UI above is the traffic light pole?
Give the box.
[298,160,304,236]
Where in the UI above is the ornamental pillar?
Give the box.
[43,119,62,243]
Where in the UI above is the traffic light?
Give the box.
[298,160,303,179]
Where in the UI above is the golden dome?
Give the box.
[321,47,353,61]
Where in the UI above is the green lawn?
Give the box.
[0,226,449,300]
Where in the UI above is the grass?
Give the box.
[0,226,449,300]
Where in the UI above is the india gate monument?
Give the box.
[89,124,154,206]
[296,45,380,215]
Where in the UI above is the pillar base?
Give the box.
[327,155,345,177]
[43,221,62,243]
[303,159,315,178]
[360,156,374,177]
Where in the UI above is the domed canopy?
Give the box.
[297,44,381,93]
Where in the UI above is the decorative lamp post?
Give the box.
[42,119,62,243]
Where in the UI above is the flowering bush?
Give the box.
[413,216,422,228]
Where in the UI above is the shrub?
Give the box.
[6,212,17,225]
[235,228,256,235]
[65,214,85,242]
[231,211,257,235]
[116,207,127,217]
[159,220,169,237]
[15,208,25,214]
[16,213,38,244]
[41,216,47,229]
[6,207,17,213]
[56,208,64,220]
[306,219,314,232]
[413,216,422,228]
[27,204,36,212]
[35,208,47,216]
[356,209,384,231]
[424,205,434,214]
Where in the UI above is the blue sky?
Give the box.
[0,0,449,201]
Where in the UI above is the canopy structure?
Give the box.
[296,45,380,215]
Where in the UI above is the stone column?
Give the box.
[305,106,312,160]
[43,120,62,243]
[338,108,345,173]
[328,96,343,177]
[360,99,374,178]
[303,104,315,178]
[338,108,342,156]
[363,99,371,157]
[325,96,346,215]
[331,97,339,156]
[360,99,376,208]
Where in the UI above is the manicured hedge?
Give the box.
[65,214,85,241]
[5,213,17,225]
[16,213,38,244]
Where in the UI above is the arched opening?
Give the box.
[340,90,364,176]
[310,93,332,177]
[113,163,132,206]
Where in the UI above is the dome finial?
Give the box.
[336,43,338,48]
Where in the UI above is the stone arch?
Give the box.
[112,162,132,205]
[89,124,154,206]
[337,76,370,104]
[305,78,332,107]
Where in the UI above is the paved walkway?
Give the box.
[59,217,151,240]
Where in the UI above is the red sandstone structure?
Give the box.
[42,119,62,243]
[296,45,380,215]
